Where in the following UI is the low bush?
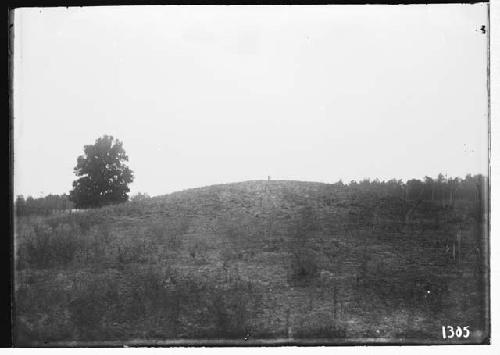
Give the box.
[288,249,319,286]
[17,223,85,269]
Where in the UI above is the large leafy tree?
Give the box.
[69,135,134,208]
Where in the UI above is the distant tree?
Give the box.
[447,177,460,205]
[16,194,74,216]
[423,176,435,201]
[70,135,134,209]
[386,179,404,198]
[15,195,26,216]
[130,192,151,202]
[26,196,35,215]
[405,179,424,201]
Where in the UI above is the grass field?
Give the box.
[14,180,489,345]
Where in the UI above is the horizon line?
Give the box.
[14,172,488,199]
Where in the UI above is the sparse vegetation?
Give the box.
[14,175,488,345]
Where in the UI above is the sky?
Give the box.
[13,4,489,198]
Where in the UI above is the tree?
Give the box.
[15,195,26,216]
[69,135,134,208]
[130,192,150,202]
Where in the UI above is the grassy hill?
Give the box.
[14,179,489,345]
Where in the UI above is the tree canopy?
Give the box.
[69,135,134,208]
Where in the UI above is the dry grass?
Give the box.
[14,180,488,345]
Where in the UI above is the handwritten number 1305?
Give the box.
[442,326,470,339]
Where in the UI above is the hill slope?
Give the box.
[15,180,488,345]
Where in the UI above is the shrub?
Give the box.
[174,276,260,339]
[116,240,149,264]
[16,216,115,269]
[18,223,84,269]
[148,220,185,250]
[288,250,319,286]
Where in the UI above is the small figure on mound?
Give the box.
[268,175,271,182]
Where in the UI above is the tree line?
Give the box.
[15,194,74,217]
[14,134,488,215]
[337,173,487,204]
[15,174,486,217]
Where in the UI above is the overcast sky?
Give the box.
[13,4,488,197]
